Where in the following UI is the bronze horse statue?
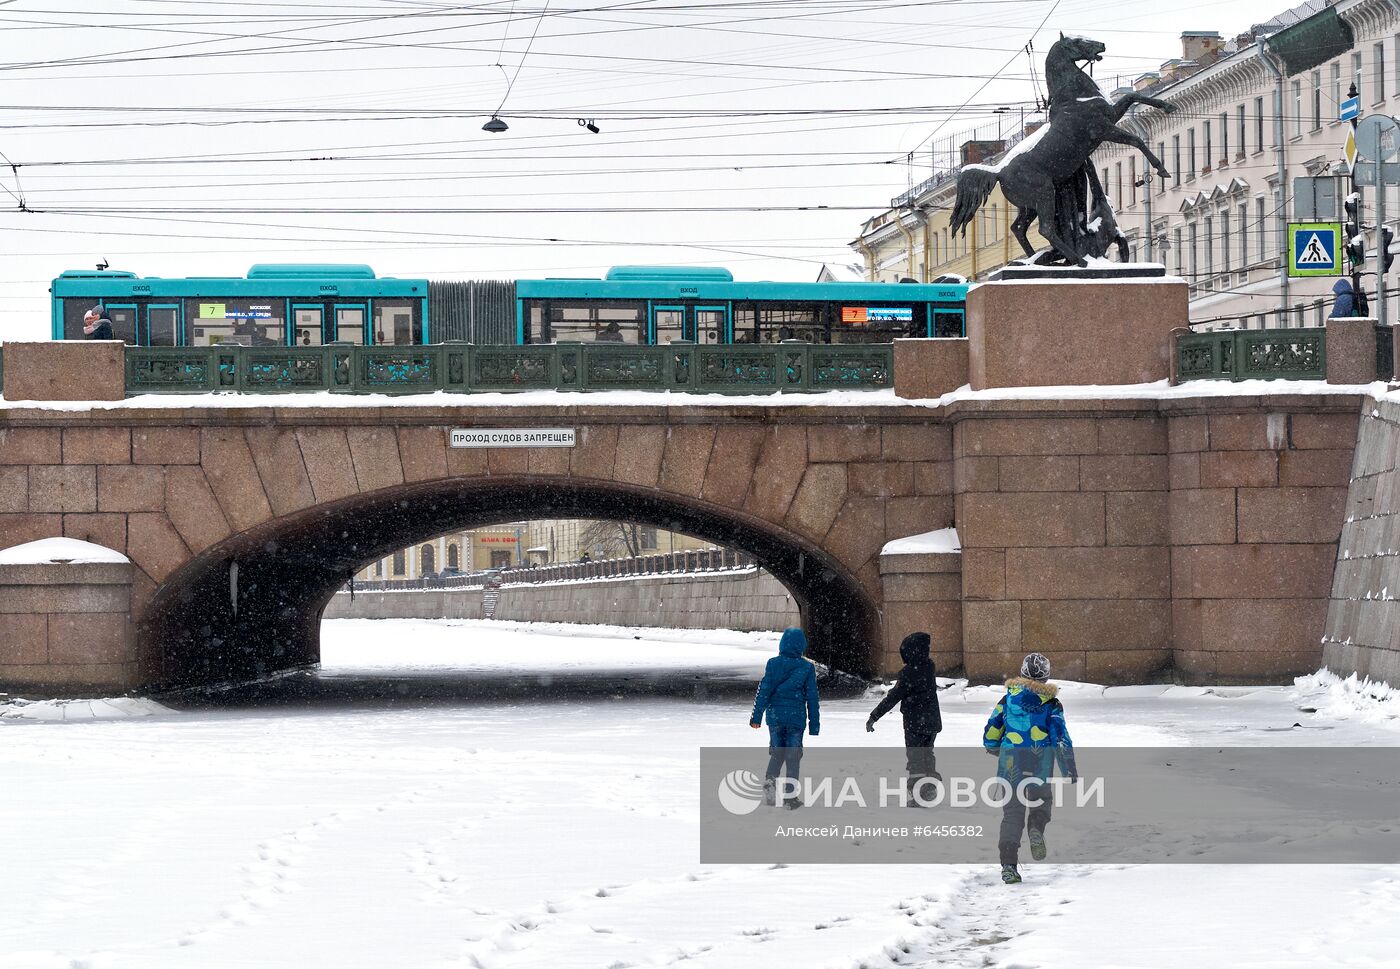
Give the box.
[950,33,1176,266]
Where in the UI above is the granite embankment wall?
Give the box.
[1323,397,1400,684]
[324,568,800,632]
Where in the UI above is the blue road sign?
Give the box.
[1341,96,1361,122]
[1289,222,1342,277]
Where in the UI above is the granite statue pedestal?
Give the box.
[966,271,1189,391]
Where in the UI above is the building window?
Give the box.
[1394,35,1400,97]
[1291,80,1302,138]
[1239,201,1249,267]
[420,543,435,575]
[1311,71,1322,129]
[989,204,998,241]
[1256,197,1267,265]
[1173,227,1184,276]
[1273,189,1284,259]
[1354,51,1364,102]
[1236,104,1246,156]
[1202,122,1212,169]
[1188,223,1199,281]
[1158,141,1167,192]
[1255,95,1265,151]
[1332,61,1342,122]
[1187,128,1196,176]
[1376,43,1386,102]
[1204,217,1214,278]
[1219,111,1229,162]
[1172,135,1182,187]
[1221,211,1231,273]
[392,549,406,577]
[1129,155,1137,204]
[447,544,460,570]
[640,527,658,551]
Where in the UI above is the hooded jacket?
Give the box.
[1328,278,1357,318]
[868,632,941,733]
[750,627,820,734]
[983,677,1076,783]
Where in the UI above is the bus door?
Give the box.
[695,305,729,344]
[105,303,138,344]
[332,303,367,344]
[146,304,180,346]
[293,304,325,346]
[931,304,965,338]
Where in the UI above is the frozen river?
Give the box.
[2,618,1398,969]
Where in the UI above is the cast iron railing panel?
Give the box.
[118,343,898,396]
[1176,328,1326,382]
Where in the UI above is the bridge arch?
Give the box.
[139,475,883,689]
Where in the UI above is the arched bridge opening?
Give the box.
[139,478,881,691]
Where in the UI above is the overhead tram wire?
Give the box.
[902,0,1061,159]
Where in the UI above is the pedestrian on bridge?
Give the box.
[82,306,113,340]
[749,627,820,810]
[866,631,942,805]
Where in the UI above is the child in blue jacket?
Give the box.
[750,627,820,809]
[982,652,1077,884]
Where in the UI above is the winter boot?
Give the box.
[1001,864,1022,885]
[1029,826,1047,861]
[763,778,776,807]
[904,776,929,808]
[784,789,803,810]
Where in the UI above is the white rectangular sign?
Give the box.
[450,427,576,448]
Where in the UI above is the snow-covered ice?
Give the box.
[1,618,1396,969]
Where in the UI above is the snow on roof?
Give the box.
[882,528,961,556]
[0,537,129,565]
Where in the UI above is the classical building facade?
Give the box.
[853,0,1400,327]
[355,521,714,580]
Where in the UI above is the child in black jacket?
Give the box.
[866,631,942,802]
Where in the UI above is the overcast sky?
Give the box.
[0,0,1293,340]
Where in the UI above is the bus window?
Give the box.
[731,304,756,343]
[373,300,417,345]
[654,307,685,344]
[933,309,965,338]
[147,306,179,346]
[186,299,286,346]
[294,307,323,346]
[335,305,366,344]
[757,305,821,344]
[106,305,138,345]
[696,308,726,344]
[546,301,644,343]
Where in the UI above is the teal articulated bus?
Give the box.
[51,264,969,347]
[50,264,429,348]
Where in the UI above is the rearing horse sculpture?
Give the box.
[949,34,1177,267]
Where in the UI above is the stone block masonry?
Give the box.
[951,394,1360,684]
[0,555,136,694]
[325,568,800,633]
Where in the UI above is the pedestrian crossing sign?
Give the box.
[1288,222,1343,277]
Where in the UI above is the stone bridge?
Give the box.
[0,386,1365,694]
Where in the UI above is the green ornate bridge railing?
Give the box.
[1176,327,1327,382]
[122,342,895,396]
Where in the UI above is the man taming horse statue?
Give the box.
[950,33,1177,267]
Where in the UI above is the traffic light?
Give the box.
[1383,225,1395,274]
[1344,195,1366,268]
